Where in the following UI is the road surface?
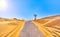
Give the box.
[19,21,44,37]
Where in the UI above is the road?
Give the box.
[19,21,44,37]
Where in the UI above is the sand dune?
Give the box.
[33,15,60,37]
[0,18,25,37]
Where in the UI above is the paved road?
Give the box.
[19,21,44,37]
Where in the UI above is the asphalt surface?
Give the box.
[19,21,44,37]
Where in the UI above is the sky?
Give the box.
[0,0,60,20]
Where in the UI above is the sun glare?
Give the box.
[0,0,7,10]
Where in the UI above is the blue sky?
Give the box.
[0,0,60,20]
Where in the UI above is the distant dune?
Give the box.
[36,15,60,24]
[0,18,24,22]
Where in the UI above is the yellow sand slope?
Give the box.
[0,18,25,37]
[33,15,60,37]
